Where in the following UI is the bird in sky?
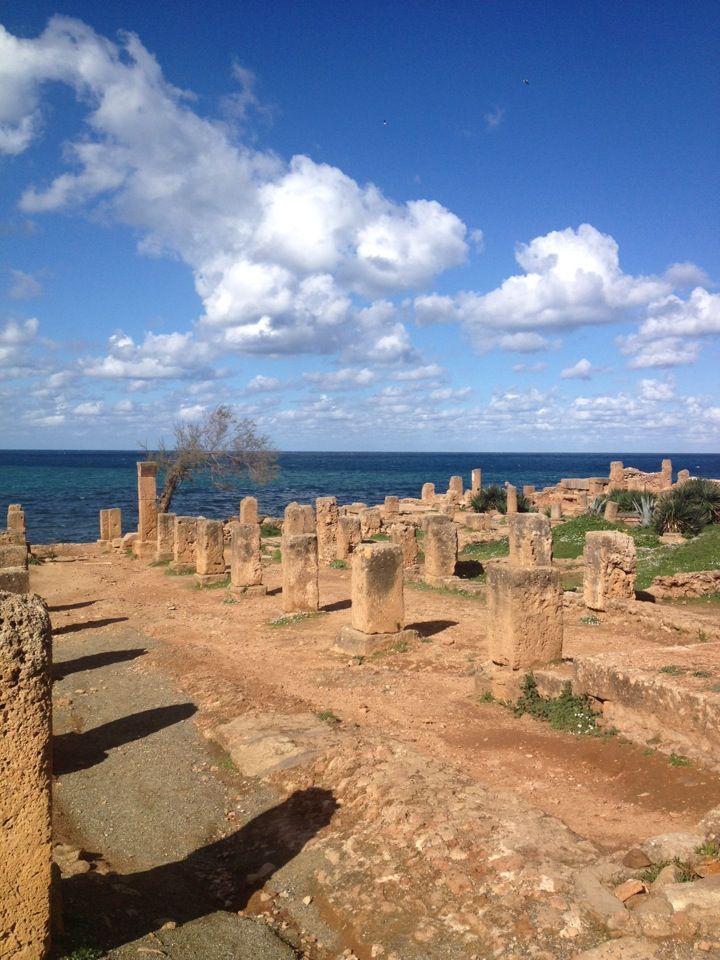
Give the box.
[522,79,530,85]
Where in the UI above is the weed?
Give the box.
[391,639,409,653]
[698,630,709,642]
[639,859,696,885]
[260,522,281,537]
[60,949,103,960]
[514,674,606,736]
[329,559,348,569]
[222,596,238,605]
[659,665,686,676]
[220,753,236,771]
[370,533,391,541]
[461,538,509,562]
[194,576,230,590]
[267,612,317,627]
[317,709,340,725]
[710,683,720,693]
[479,691,495,703]
[669,752,691,767]
[696,840,720,859]
[692,669,712,678]
[27,553,41,566]
[580,615,600,625]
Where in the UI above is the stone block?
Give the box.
[136,461,158,545]
[107,507,121,540]
[282,533,319,613]
[486,563,564,669]
[522,484,535,498]
[423,516,457,581]
[421,482,435,503]
[334,625,419,657]
[604,500,619,522]
[230,522,263,588]
[0,544,29,570]
[336,515,361,559]
[550,502,562,521]
[447,475,463,499]
[316,496,339,564]
[239,496,259,525]
[359,508,382,539]
[99,508,110,542]
[283,502,315,535]
[583,531,637,611]
[661,458,673,490]
[471,468,482,493]
[677,469,690,484]
[508,513,552,568]
[464,513,491,531]
[7,504,26,535]
[196,518,225,576]
[171,516,197,572]
[384,495,400,518]
[156,512,176,562]
[387,522,418,568]
[350,541,404,634]
[0,568,30,593]
[506,484,518,515]
[0,591,52,959]
[609,460,624,485]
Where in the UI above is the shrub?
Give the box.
[606,489,657,512]
[471,484,530,514]
[654,479,720,535]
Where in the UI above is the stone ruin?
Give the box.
[98,507,122,546]
[282,532,319,614]
[336,515,361,560]
[388,521,419,570]
[0,590,53,958]
[239,495,258,525]
[335,541,418,656]
[156,512,176,562]
[171,516,198,573]
[195,518,226,586]
[315,496,339,565]
[423,515,458,585]
[230,521,267,596]
[583,530,637,611]
[134,461,158,559]
[0,504,30,593]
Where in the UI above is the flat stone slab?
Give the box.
[211,712,342,778]
[334,625,419,657]
[194,573,228,587]
[229,584,267,597]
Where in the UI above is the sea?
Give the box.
[1,449,719,544]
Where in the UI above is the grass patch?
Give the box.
[370,533,390,541]
[329,559,348,569]
[317,709,340,725]
[219,752,236,771]
[696,840,720,859]
[461,538,509,561]
[391,639,409,653]
[580,614,600,625]
[479,691,495,703]
[640,859,697,885]
[551,515,662,561]
[659,664,686,676]
[266,547,281,563]
[27,553,41,566]
[267,612,318,627]
[194,576,231,590]
[164,565,191,576]
[150,558,170,567]
[59,949,103,960]
[514,673,607,736]
[636,524,720,591]
[407,580,484,600]
[669,751,691,767]
[260,522,281,537]
[692,669,712,678]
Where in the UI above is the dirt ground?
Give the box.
[40,546,720,959]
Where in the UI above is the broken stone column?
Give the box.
[508,513,552,568]
[447,475,463,500]
[283,502,315,535]
[506,484,518,515]
[195,518,226,586]
[98,509,111,544]
[421,482,435,503]
[661,458,673,490]
[609,460,624,488]
[388,522,419,569]
[588,478,605,496]
[384,495,400,519]
[156,512,176,562]
[171,516,197,573]
[522,484,535,498]
[239,496,259,525]
[134,461,158,559]
[316,497,339,565]
[6,504,26,539]
[107,507,121,541]
[282,533,319,613]
[583,531,637,611]
[359,508,382,539]
[423,516,457,584]
[0,542,30,594]
[603,500,619,522]
[576,491,588,512]
[335,542,418,655]
[0,591,53,959]
[336,515,361,560]
[485,565,564,671]
[550,502,562,521]
[471,468,482,494]
[230,522,266,596]
[677,469,690,484]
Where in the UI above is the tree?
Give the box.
[148,405,278,513]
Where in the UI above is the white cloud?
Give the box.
[82,330,215,380]
[498,332,552,353]
[664,262,711,288]
[73,400,103,416]
[512,361,547,373]
[303,367,376,390]
[391,363,445,381]
[8,268,43,299]
[484,106,505,130]
[429,386,471,400]
[246,374,282,392]
[619,335,700,369]
[561,358,594,380]
[639,378,674,401]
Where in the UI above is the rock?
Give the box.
[633,894,674,938]
[623,848,651,869]
[696,860,720,878]
[699,806,720,839]
[651,864,679,891]
[641,832,704,864]
[614,879,646,902]
[572,937,661,959]
[664,875,720,918]
[574,868,627,924]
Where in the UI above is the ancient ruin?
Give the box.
[155,511,176,562]
[315,496,339,565]
[583,530,637,611]
[230,521,266,595]
[282,532,319,613]
[171,516,198,572]
[195,518,226,586]
[423,515,457,584]
[134,461,158,559]
[239,495,258,525]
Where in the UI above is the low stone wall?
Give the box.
[650,570,720,599]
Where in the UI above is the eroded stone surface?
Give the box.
[230,522,262,588]
[315,497,339,565]
[487,563,563,670]
[424,516,457,581]
[350,541,404,635]
[507,513,552,568]
[282,533,319,613]
[196,518,225,576]
[583,531,637,611]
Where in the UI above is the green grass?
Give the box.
[27,553,41,565]
[266,547,281,563]
[391,639,410,653]
[329,559,348,569]
[514,674,607,736]
[317,709,340,724]
[636,525,720,591]
[260,522,281,537]
[640,859,696,884]
[267,612,319,627]
[460,538,509,561]
[659,664,686,676]
[370,532,391,541]
[580,614,601,625]
[193,575,231,590]
[669,751,691,767]
[551,515,662,561]
[406,579,484,600]
[696,840,720,859]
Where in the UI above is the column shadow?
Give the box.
[53,617,129,636]
[53,647,147,681]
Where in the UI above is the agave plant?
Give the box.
[471,484,530,514]
[653,478,720,535]
[586,495,607,516]
[633,494,655,528]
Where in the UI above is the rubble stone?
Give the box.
[336,515,361,560]
[239,496,258,525]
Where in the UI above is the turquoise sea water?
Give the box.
[1,450,719,544]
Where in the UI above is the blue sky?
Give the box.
[1,1,718,451]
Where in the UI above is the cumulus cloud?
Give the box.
[246,374,283,392]
[73,400,103,415]
[664,262,711,288]
[82,330,216,380]
[561,358,594,380]
[303,367,376,390]
[1,17,469,362]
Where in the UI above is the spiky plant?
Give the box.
[587,495,607,517]
[471,484,530,514]
[654,479,720,535]
[634,494,656,528]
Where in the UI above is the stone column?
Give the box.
[677,469,690,484]
[107,507,122,541]
[335,542,418,655]
[384,496,400,519]
[7,504,26,537]
[282,533,319,613]
[135,461,158,558]
[388,522,419,569]
[583,531,637,611]
[576,491,588,512]
[522,484,535,498]
[239,496,259,525]
[98,509,110,544]
[603,500,619,522]
[316,496,339,565]
[156,512,176,562]
[423,516,457,584]
[486,565,563,670]
[0,542,30,593]
[588,478,605,496]
[506,484,518,515]
[283,502,315,535]
[0,591,53,959]
[660,458,673,490]
[550,502,562,522]
[447,475,463,500]
[359,508,382,540]
[609,461,624,488]
[471,469,482,494]
[336,515,361,560]
[230,522,266,596]
[171,516,197,573]
[508,514,552,568]
[194,518,226,586]
[421,482,435,503]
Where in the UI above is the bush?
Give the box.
[604,489,658,513]
[654,479,720,535]
[471,484,530,514]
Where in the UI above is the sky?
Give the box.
[0,1,718,452]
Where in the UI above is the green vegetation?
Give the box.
[551,515,661,561]
[654,480,720,536]
[478,691,495,703]
[329,558,348,569]
[317,709,340,724]
[471,484,530,514]
[636,524,720,590]
[194,575,230,590]
[696,840,720,859]
[260,521,281,537]
[391,639,410,653]
[514,674,606,736]
[640,859,696,885]
[60,949,103,960]
[27,553,41,566]
[659,665,686,676]
[164,565,190,576]
[580,614,600,625]
[370,532,391,541]
[669,752,691,767]
[407,580,484,600]
[461,538,509,561]
[267,612,317,627]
